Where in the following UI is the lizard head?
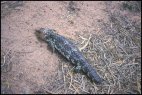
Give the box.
[35,28,56,41]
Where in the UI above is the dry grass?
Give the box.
[45,3,141,94]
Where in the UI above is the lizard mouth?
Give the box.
[37,28,46,33]
[35,28,47,41]
[35,28,56,41]
[36,28,46,34]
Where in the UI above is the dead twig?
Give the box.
[79,34,92,51]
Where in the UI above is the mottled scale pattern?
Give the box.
[36,28,103,84]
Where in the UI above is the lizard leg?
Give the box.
[51,42,55,53]
[47,39,55,53]
[73,65,82,73]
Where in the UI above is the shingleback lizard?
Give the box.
[36,28,103,84]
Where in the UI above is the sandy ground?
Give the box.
[1,1,141,94]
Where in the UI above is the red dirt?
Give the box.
[1,1,141,94]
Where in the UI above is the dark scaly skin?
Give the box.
[36,28,103,84]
